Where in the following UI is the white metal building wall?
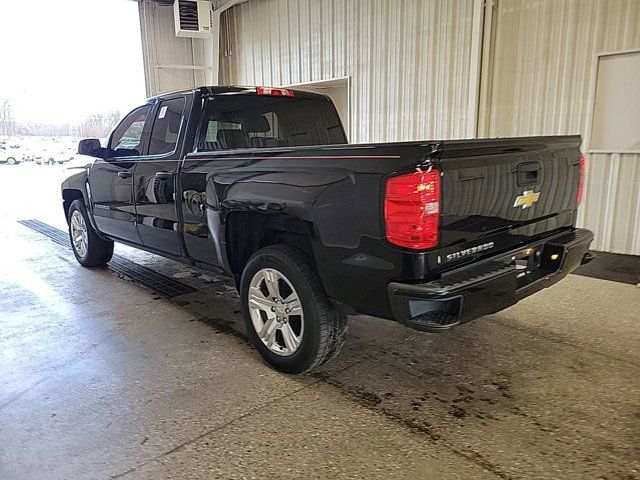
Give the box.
[220,0,480,143]
[585,153,640,254]
[139,1,208,96]
[482,0,640,254]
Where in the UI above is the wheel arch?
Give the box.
[62,189,86,223]
[224,211,316,286]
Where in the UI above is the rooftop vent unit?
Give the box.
[174,0,212,38]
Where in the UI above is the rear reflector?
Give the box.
[384,170,440,250]
[577,154,586,205]
[256,86,294,97]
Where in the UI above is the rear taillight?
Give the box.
[577,154,586,205]
[384,170,440,250]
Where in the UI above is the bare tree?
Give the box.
[81,111,121,138]
[0,99,15,135]
[1,107,121,138]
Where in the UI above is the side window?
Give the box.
[204,121,241,142]
[196,95,345,152]
[148,97,186,156]
[197,100,281,151]
[108,105,151,158]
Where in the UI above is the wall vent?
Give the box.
[174,0,212,38]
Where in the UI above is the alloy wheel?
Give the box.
[70,210,88,258]
[248,268,304,356]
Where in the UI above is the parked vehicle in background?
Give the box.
[35,149,75,165]
[61,86,594,374]
[18,148,36,162]
[0,147,22,165]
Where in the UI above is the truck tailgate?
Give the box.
[438,136,582,264]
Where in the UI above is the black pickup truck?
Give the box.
[62,86,593,373]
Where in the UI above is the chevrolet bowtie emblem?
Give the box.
[513,190,540,209]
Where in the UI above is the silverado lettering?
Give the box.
[445,242,495,262]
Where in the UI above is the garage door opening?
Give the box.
[284,77,350,141]
[0,0,146,229]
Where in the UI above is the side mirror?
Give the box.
[78,139,103,158]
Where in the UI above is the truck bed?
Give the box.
[180,134,583,320]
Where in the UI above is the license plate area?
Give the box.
[515,243,564,289]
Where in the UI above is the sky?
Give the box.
[0,0,147,125]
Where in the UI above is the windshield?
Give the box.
[197,94,347,151]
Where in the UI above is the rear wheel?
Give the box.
[67,199,114,267]
[240,245,347,374]
[48,158,56,165]
[7,157,16,165]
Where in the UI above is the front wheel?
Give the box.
[7,157,16,165]
[67,199,114,267]
[48,158,56,165]
[240,245,347,374]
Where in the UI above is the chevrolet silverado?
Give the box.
[61,86,593,373]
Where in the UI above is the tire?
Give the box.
[240,245,348,374]
[48,158,56,165]
[67,199,114,267]
[7,157,16,165]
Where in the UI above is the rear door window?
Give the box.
[148,97,186,156]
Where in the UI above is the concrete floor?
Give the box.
[1,164,639,479]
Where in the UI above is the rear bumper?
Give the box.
[387,228,594,332]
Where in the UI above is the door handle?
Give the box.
[155,171,172,180]
[516,162,540,186]
[117,171,132,179]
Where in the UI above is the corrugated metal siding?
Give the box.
[139,1,206,96]
[583,153,640,253]
[220,0,478,143]
[484,0,640,137]
[484,0,640,254]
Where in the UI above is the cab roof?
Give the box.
[148,85,330,102]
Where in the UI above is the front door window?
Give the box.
[108,105,151,157]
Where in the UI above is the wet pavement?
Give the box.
[1,163,639,479]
